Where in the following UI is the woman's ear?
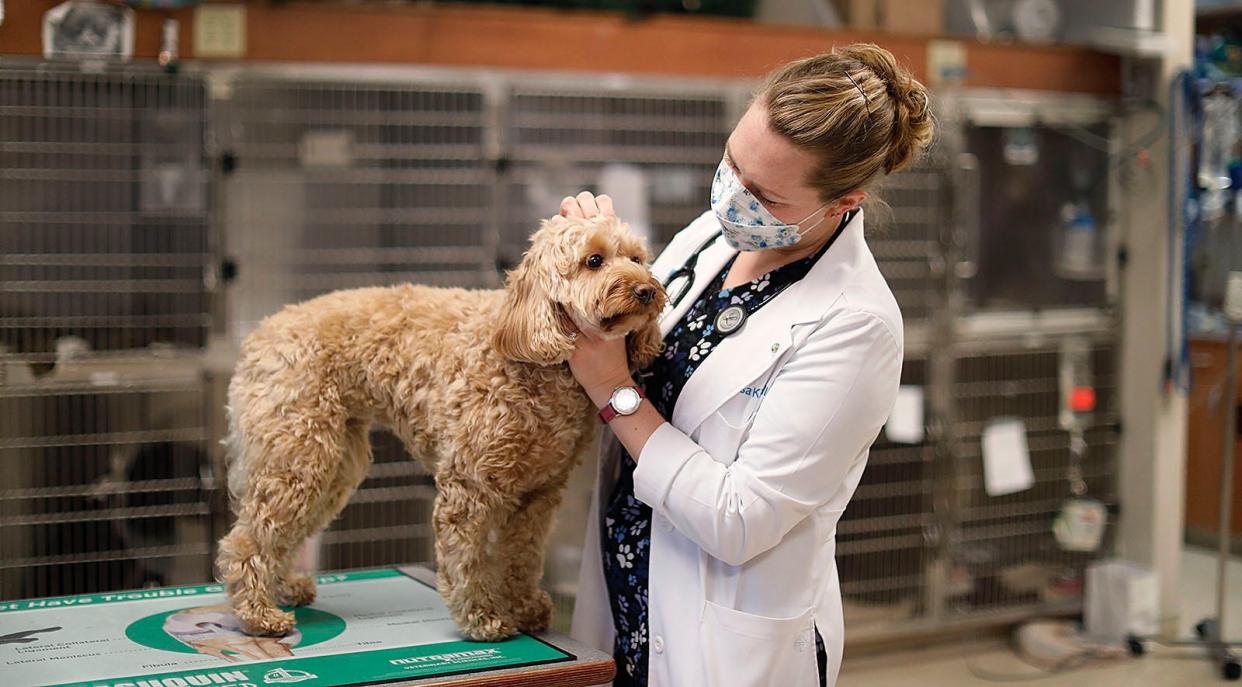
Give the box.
[832,190,868,215]
[492,243,578,365]
[626,319,664,371]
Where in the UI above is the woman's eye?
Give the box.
[586,254,604,269]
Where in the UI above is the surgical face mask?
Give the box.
[709,156,828,251]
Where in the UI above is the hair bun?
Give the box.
[839,43,935,174]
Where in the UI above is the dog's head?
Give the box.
[493,215,666,367]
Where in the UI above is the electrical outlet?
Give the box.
[194,5,246,59]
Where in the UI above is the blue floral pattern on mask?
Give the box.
[710,157,827,251]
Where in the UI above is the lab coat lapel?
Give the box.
[669,212,866,435]
[668,295,796,434]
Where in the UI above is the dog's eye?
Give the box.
[630,256,642,264]
[586,254,604,269]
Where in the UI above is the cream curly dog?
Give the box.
[217,215,664,641]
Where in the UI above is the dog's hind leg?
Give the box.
[218,513,296,636]
[217,420,353,636]
[433,472,519,642]
[274,420,373,608]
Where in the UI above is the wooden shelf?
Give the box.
[1186,337,1242,540]
[1,1,1120,94]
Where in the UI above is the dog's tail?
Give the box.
[221,402,249,511]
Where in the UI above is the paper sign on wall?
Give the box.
[982,417,1035,496]
[885,385,925,444]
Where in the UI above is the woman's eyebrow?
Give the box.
[725,142,785,203]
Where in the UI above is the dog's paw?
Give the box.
[276,573,317,607]
[236,605,296,637]
[460,612,519,642]
[512,589,553,633]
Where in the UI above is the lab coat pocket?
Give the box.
[694,411,748,466]
[700,601,817,686]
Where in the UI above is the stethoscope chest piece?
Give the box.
[715,305,747,336]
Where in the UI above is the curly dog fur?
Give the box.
[217,215,665,641]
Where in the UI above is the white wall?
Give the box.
[1117,0,1195,636]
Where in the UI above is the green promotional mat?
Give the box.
[0,568,572,687]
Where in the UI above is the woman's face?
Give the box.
[724,102,864,241]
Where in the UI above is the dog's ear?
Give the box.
[626,320,664,371]
[493,239,578,365]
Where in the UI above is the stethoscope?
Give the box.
[663,231,725,312]
[662,209,856,338]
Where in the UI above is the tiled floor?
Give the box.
[839,546,1242,686]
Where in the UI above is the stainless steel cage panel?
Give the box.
[837,356,934,633]
[0,65,211,363]
[218,71,498,342]
[944,335,1119,616]
[868,160,951,326]
[502,84,732,261]
[0,357,212,600]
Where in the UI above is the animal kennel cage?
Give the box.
[0,358,211,600]
[0,65,211,360]
[943,89,1122,314]
[216,67,501,342]
[0,63,215,598]
[942,331,1120,620]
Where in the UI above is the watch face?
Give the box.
[612,387,641,415]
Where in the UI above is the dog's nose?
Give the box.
[634,285,656,305]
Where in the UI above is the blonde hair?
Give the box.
[759,43,935,202]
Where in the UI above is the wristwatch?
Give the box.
[598,385,645,424]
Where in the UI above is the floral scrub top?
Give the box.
[602,211,855,687]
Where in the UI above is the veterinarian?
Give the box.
[563,44,933,687]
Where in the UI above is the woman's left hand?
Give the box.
[569,331,634,406]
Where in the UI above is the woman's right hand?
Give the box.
[560,191,616,219]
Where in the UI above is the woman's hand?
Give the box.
[571,329,665,461]
[561,191,616,220]
[569,330,634,408]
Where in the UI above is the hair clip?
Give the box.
[844,70,872,132]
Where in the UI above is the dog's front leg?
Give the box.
[432,475,519,642]
[497,484,565,633]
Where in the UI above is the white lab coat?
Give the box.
[570,209,904,686]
